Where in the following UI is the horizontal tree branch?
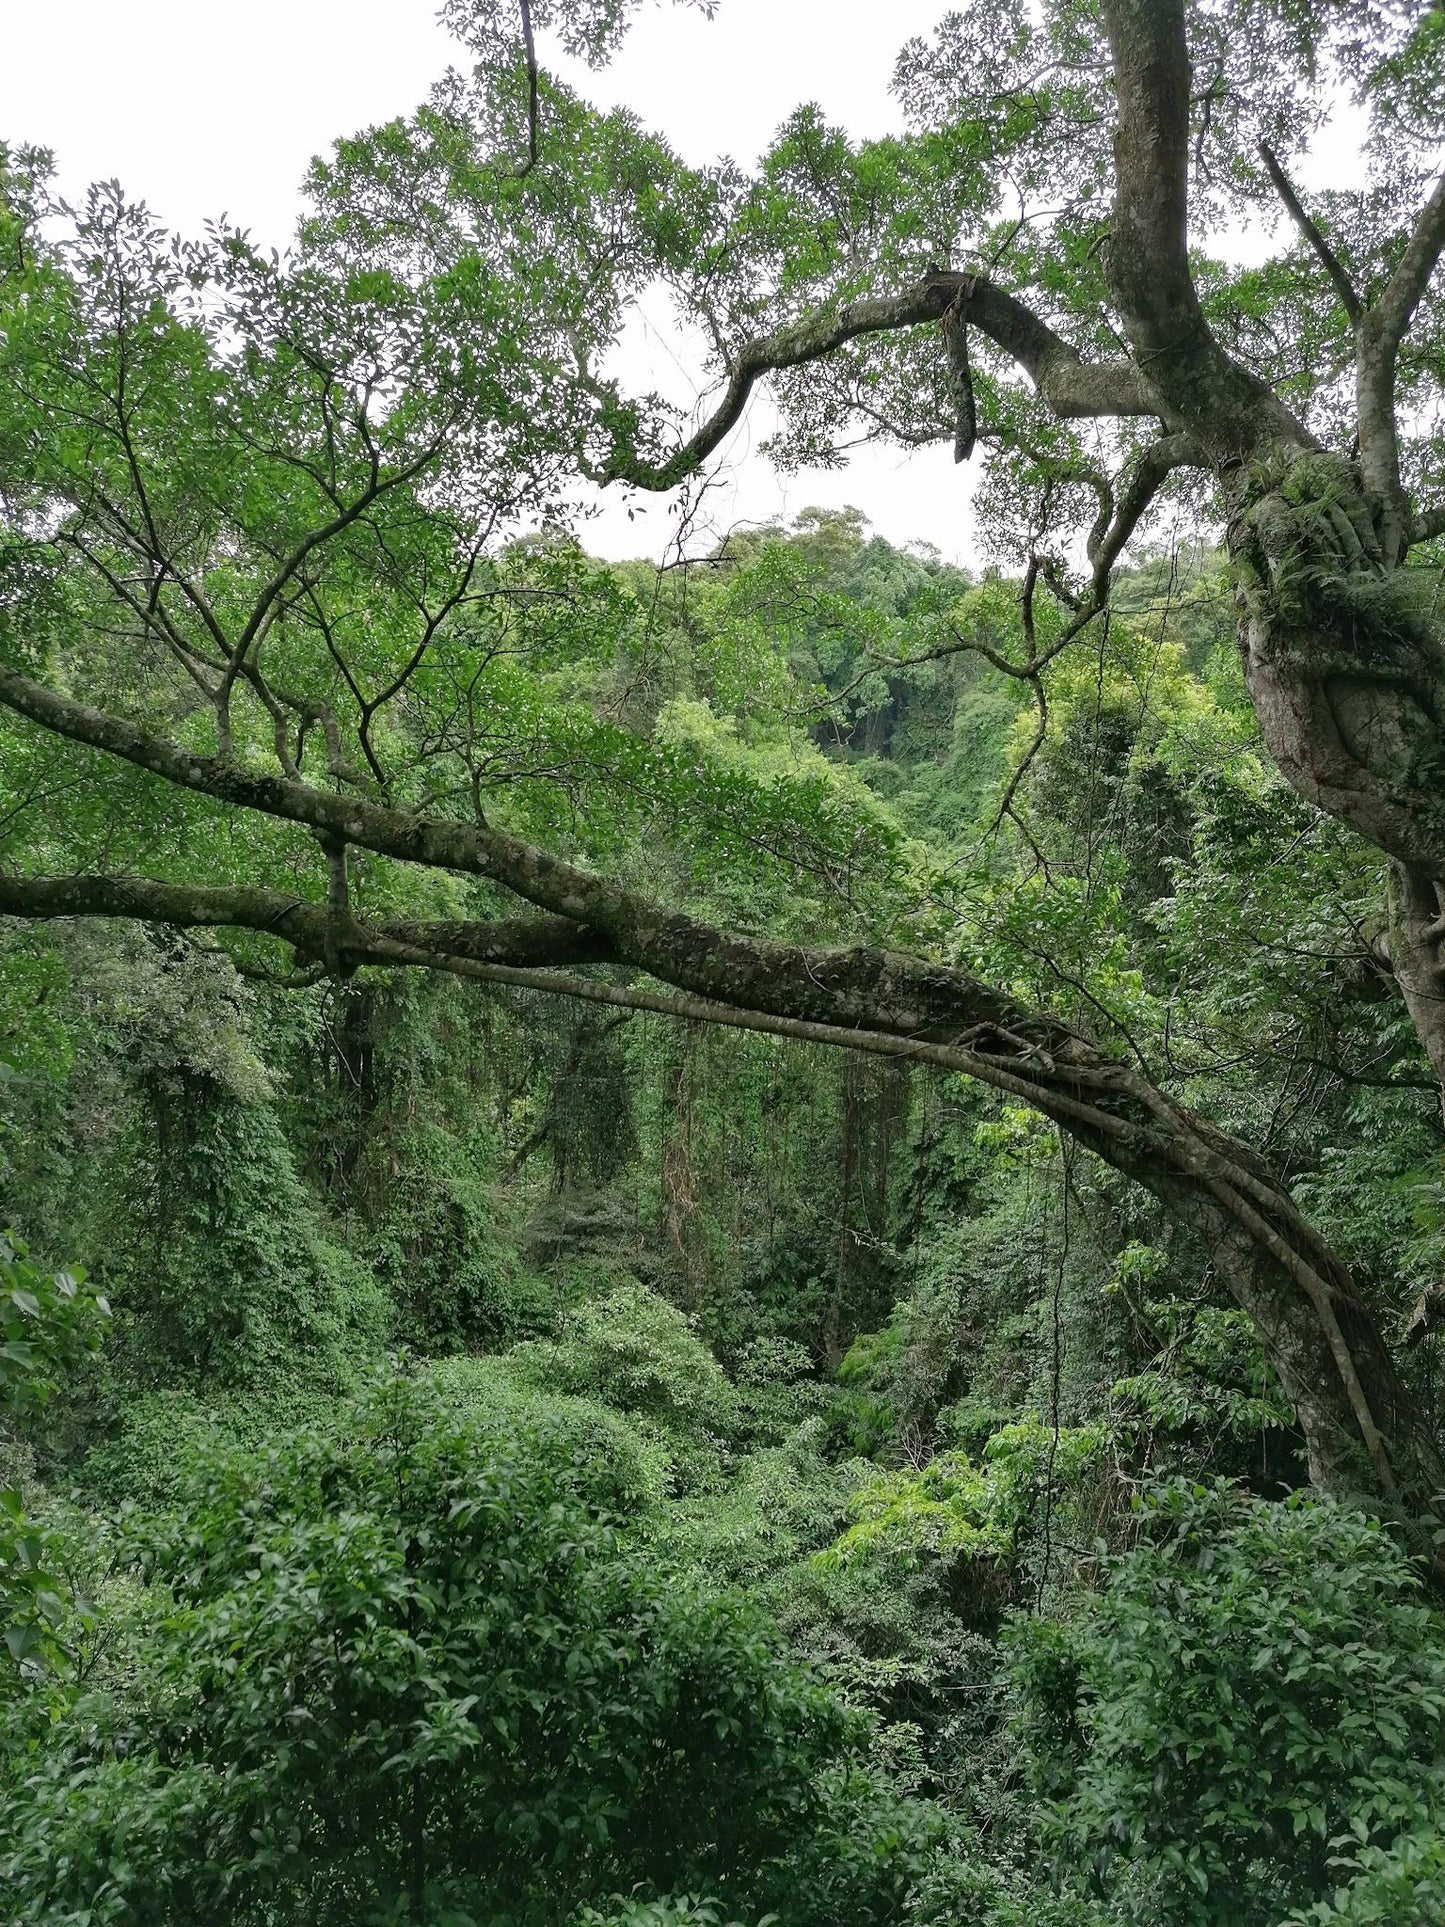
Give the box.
[599,273,1167,493]
[0,851,1431,1531]
[0,690,1412,1350]
[0,864,1335,1216]
[0,873,607,970]
[0,872,1137,1108]
[0,665,1061,1049]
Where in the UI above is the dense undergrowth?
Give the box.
[3,516,1445,1924]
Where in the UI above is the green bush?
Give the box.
[576,1900,756,1927]
[363,1119,532,1351]
[426,1349,675,1513]
[0,1230,109,1422]
[1009,1482,1445,1927]
[506,1280,737,1442]
[1286,1822,1445,1925]
[1,1373,925,1927]
[1,1232,109,1681]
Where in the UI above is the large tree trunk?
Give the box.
[1227,449,1445,1111]
[1219,467,1445,1552]
[1101,3,1445,1122]
[1147,1163,1441,1513]
[1095,0,1445,1563]
[1229,454,1445,874]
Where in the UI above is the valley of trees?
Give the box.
[3,1,1445,1921]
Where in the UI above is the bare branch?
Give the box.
[939,431,1205,685]
[233,440,444,662]
[1258,142,1363,325]
[990,558,1053,833]
[1088,430,1205,588]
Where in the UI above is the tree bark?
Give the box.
[1228,451,1445,885]
[1098,1,1445,1127]
[1390,863,1445,1114]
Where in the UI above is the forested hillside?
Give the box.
[4,1,1445,1922]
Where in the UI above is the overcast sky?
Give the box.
[2,1,1343,566]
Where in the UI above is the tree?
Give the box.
[0,1,1443,1556]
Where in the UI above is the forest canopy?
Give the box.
[3,2,1445,1923]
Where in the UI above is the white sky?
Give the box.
[1,1,1359,567]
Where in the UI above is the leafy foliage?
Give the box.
[1010,1483,1445,1926]
[1,1373,932,1927]
[0,1231,108,1422]
[1,1232,108,1678]
[2,0,1445,1914]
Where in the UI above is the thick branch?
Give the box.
[1100,0,1307,461]
[1358,170,1445,546]
[0,873,607,971]
[600,275,1163,493]
[0,666,1057,1045]
[1373,169,1445,358]
[0,872,1138,1104]
[0,665,1437,1541]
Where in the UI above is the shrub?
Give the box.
[1009,1482,1445,1927]
[2,1373,924,1927]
